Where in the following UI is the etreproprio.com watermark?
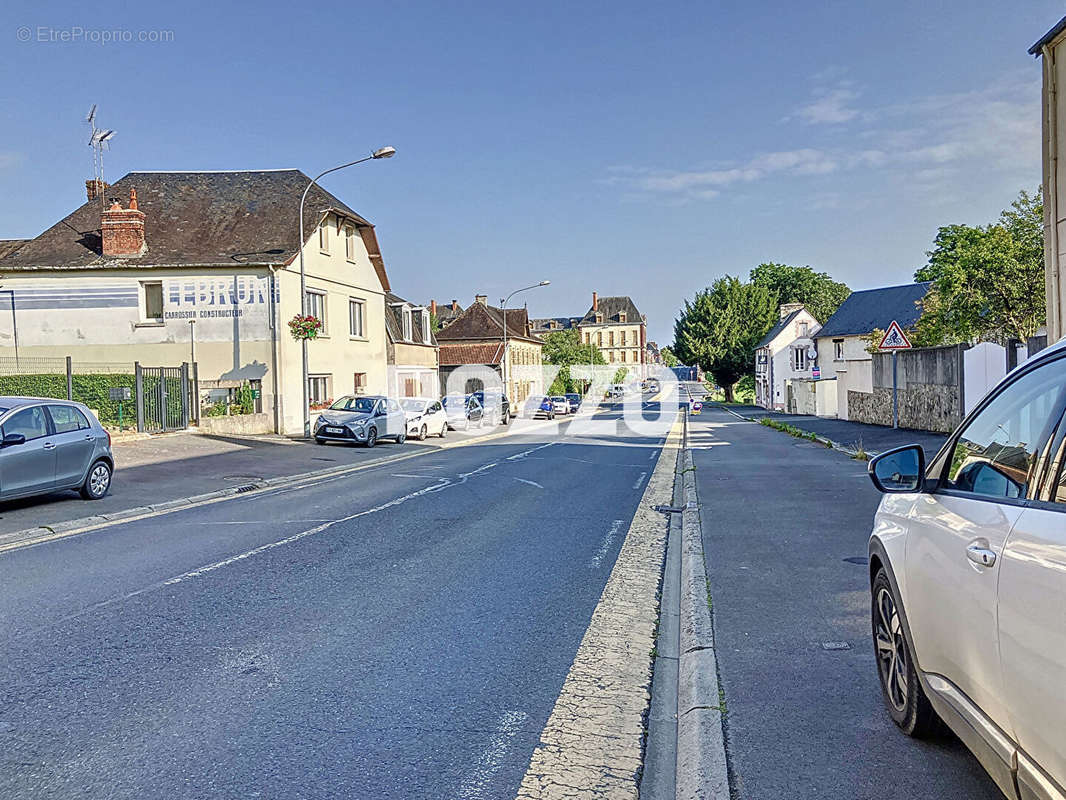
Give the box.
[16,26,175,44]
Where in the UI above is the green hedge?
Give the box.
[0,373,137,425]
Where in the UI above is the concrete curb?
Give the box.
[0,418,557,554]
[676,431,730,799]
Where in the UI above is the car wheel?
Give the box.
[439,424,447,438]
[365,427,378,448]
[396,430,407,444]
[419,424,428,441]
[501,412,509,425]
[80,460,112,500]
[314,437,325,445]
[872,569,940,737]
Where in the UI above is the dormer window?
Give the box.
[421,309,431,344]
[402,307,413,341]
[595,313,603,323]
[619,312,626,323]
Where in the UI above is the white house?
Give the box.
[754,303,821,410]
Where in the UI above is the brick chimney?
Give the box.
[101,187,146,257]
[475,294,487,305]
[430,300,437,317]
[592,291,598,311]
[85,178,108,202]
[451,300,459,311]
[779,302,804,320]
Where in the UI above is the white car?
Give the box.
[400,397,447,440]
[867,342,1066,799]
[549,396,570,415]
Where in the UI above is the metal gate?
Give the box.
[135,363,190,433]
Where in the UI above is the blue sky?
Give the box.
[1,0,1061,343]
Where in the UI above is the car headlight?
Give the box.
[348,420,365,430]
[314,416,325,430]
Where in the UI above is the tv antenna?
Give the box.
[86,104,116,206]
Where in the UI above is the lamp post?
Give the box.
[501,280,550,402]
[298,147,395,438]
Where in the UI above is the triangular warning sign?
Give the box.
[878,320,912,350]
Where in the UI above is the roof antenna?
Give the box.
[86,104,116,208]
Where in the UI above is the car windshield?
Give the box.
[442,396,465,407]
[552,396,565,401]
[400,399,426,412]
[330,396,376,413]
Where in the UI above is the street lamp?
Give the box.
[298,147,396,437]
[501,280,550,402]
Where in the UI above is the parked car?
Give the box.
[0,397,114,502]
[400,397,447,440]
[607,384,625,399]
[565,392,582,411]
[442,394,484,430]
[473,390,510,425]
[550,396,571,415]
[314,395,407,447]
[523,395,555,420]
[865,341,1066,799]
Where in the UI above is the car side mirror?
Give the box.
[1,432,26,448]
[868,444,925,493]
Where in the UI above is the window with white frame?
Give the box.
[305,289,327,333]
[798,322,809,337]
[318,219,330,253]
[345,226,356,261]
[349,298,365,338]
[792,348,807,371]
[421,309,431,344]
[402,307,413,341]
[308,374,331,405]
[834,339,845,361]
[141,281,163,323]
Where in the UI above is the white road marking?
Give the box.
[456,710,529,800]
[588,520,625,569]
[648,451,656,459]
[513,477,544,489]
[506,442,555,461]
[458,462,497,479]
[632,471,647,489]
[390,473,443,479]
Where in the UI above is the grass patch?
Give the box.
[759,417,820,442]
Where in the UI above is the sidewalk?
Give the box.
[712,403,949,457]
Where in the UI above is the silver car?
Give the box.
[313,395,407,447]
[0,397,114,502]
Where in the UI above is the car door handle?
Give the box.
[966,543,997,568]
[42,442,57,450]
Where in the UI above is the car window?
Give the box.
[331,396,376,413]
[429,402,442,413]
[387,399,401,413]
[943,358,1066,500]
[48,404,90,433]
[3,406,50,441]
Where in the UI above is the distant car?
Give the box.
[314,395,407,447]
[607,384,625,399]
[473,390,511,425]
[689,400,702,415]
[523,395,555,420]
[400,397,447,440]
[550,396,571,415]
[0,397,114,503]
[565,393,582,411]
[443,394,484,430]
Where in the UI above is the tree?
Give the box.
[913,189,1045,345]
[673,277,777,401]
[748,262,850,323]
[541,329,606,394]
[659,346,679,368]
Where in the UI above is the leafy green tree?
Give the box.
[748,262,850,323]
[913,189,1045,345]
[659,346,679,368]
[673,277,777,401]
[542,329,606,394]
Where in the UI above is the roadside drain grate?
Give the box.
[842,556,869,565]
[234,484,259,494]
[821,641,851,651]
[653,501,698,514]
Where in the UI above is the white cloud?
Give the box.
[794,87,862,124]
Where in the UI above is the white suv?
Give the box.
[867,342,1066,800]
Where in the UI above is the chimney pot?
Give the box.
[430,300,437,316]
[475,294,487,305]
[129,187,139,210]
[85,178,108,202]
[592,292,598,311]
[451,300,458,310]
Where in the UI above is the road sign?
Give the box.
[879,320,912,350]
[812,366,821,379]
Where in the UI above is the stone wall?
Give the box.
[847,383,961,433]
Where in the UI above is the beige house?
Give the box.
[754,304,822,411]
[532,292,649,378]
[385,292,438,397]
[0,170,393,435]
[436,296,544,402]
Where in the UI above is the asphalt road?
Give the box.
[0,403,673,799]
[689,407,1001,799]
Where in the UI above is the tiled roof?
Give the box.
[385,292,436,347]
[3,170,390,290]
[815,283,931,339]
[757,309,805,348]
[0,240,28,260]
[435,301,542,344]
[433,300,464,324]
[438,342,505,366]
[579,296,643,325]
[531,316,580,333]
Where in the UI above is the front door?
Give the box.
[905,355,1066,737]
[47,404,96,488]
[0,405,57,498]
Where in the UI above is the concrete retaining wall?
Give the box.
[195,412,273,436]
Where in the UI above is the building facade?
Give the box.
[754,304,821,410]
[0,170,394,435]
[576,293,647,376]
[385,292,439,398]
